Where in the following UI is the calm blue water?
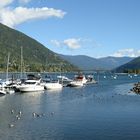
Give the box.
[0,74,140,140]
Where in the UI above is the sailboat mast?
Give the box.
[6,53,10,81]
[21,46,23,79]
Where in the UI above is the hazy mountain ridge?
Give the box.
[59,54,134,70]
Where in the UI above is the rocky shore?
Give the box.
[131,82,140,94]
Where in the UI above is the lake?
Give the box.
[0,73,140,140]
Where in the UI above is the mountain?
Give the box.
[59,55,99,70]
[59,54,134,70]
[0,23,77,72]
[115,57,140,73]
[98,56,134,69]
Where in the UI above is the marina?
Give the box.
[0,72,97,93]
[0,0,140,139]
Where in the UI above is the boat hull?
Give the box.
[0,89,6,95]
[19,85,44,92]
[45,83,62,90]
[68,81,84,87]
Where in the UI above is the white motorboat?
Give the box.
[0,79,12,88]
[44,81,63,90]
[0,88,7,95]
[18,79,44,92]
[68,74,87,87]
[134,74,138,77]
[57,75,72,86]
[5,87,15,94]
[69,80,84,87]
[18,74,45,92]
[86,75,97,84]
[1,85,15,94]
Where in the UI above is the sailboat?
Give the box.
[17,46,44,92]
[0,53,15,94]
[0,53,11,88]
[13,46,28,92]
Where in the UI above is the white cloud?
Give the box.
[51,40,61,47]
[63,38,81,49]
[0,0,13,8]
[19,0,31,4]
[51,38,82,49]
[112,48,140,57]
[0,0,66,28]
[51,38,102,50]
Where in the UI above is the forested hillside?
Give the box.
[0,23,77,72]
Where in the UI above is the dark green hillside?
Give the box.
[115,57,140,73]
[0,23,77,72]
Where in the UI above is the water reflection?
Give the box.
[45,88,62,94]
[0,94,5,99]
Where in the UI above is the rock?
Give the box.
[131,82,140,94]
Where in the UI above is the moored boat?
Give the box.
[44,80,63,90]
[68,74,87,87]
[18,74,44,92]
[86,75,97,84]
[18,79,44,92]
[57,75,72,86]
[0,88,7,95]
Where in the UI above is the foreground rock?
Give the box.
[131,82,140,94]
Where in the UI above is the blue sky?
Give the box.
[0,0,140,58]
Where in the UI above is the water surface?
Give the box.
[0,74,140,140]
